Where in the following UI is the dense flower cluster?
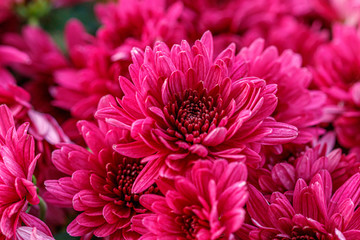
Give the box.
[0,0,360,239]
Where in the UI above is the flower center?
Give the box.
[103,157,159,208]
[176,214,200,239]
[164,87,222,144]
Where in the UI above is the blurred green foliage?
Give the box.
[15,1,99,53]
[16,0,51,25]
[41,2,100,53]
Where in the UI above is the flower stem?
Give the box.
[38,195,47,221]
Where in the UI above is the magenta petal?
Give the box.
[347,207,360,230]
[16,227,54,240]
[271,163,295,190]
[220,208,245,234]
[132,156,163,193]
[189,144,208,157]
[0,105,15,139]
[113,141,155,158]
[293,178,307,212]
[67,220,93,237]
[20,212,53,237]
[157,55,176,77]
[193,54,208,82]
[178,51,192,73]
[45,178,77,206]
[328,173,360,216]
[119,76,136,97]
[174,178,198,203]
[0,46,30,65]
[4,154,24,180]
[350,82,360,106]
[337,198,355,226]
[168,70,186,96]
[17,178,39,205]
[73,190,106,209]
[200,30,213,61]
[260,120,298,144]
[72,170,91,190]
[247,185,274,227]
[93,222,119,237]
[216,161,247,190]
[344,230,360,239]
[103,203,131,224]
[1,201,24,238]
[202,127,227,146]
[76,213,106,227]
[131,214,150,235]
[218,181,248,213]
[77,121,105,154]
[140,194,167,212]
[90,174,106,194]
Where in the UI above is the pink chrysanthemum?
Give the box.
[132,160,248,239]
[96,31,298,193]
[0,45,70,184]
[3,26,69,120]
[256,132,359,195]
[246,171,360,239]
[172,0,282,53]
[0,104,45,238]
[51,20,121,121]
[3,26,68,79]
[267,16,329,66]
[51,0,188,138]
[313,24,360,148]
[52,0,188,117]
[0,44,72,232]
[45,119,159,239]
[239,38,326,147]
[95,0,187,51]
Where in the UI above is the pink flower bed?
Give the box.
[1,0,360,239]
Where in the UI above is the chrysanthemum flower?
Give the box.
[51,20,121,121]
[52,0,188,139]
[246,171,360,239]
[95,0,188,51]
[0,45,70,184]
[3,26,68,79]
[256,132,359,195]
[132,160,248,239]
[0,105,42,238]
[3,26,69,120]
[173,0,282,52]
[52,0,189,118]
[239,37,326,146]
[313,24,360,148]
[45,119,159,239]
[96,31,298,193]
[267,16,329,66]
[0,44,72,232]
